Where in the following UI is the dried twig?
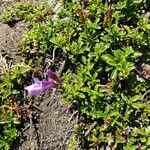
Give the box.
[31,104,43,112]
[29,115,34,141]
[58,60,66,77]
[0,53,9,74]
[52,47,56,64]
[22,124,30,132]
[85,121,97,136]
[140,89,150,101]
[68,110,78,123]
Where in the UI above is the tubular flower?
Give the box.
[25,70,60,96]
[46,69,61,84]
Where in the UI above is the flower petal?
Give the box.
[25,79,58,96]
[25,82,43,96]
[41,80,58,90]
[46,69,60,83]
[33,78,41,84]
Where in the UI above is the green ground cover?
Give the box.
[1,0,150,149]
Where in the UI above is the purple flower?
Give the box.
[25,70,60,96]
[46,69,61,84]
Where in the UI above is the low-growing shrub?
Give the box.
[0,2,52,25]
[60,0,150,149]
[28,0,150,149]
[1,0,150,149]
[0,62,30,149]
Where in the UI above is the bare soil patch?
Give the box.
[19,93,77,150]
[0,21,26,64]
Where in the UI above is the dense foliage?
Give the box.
[60,0,150,149]
[1,2,52,25]
[0,62,30,149]
[1,0,150,149]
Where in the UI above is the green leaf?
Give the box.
[123,46,134,57]
[111,69,118,79]
[130,95,140,102]
[114,50,124,61]
[79,93,85,99]
[109,111,120,117]
[140,137,147,143]
[137,128,145,136]
[133,0,143,4]
[132,102,146,109]
[101,54,116,66]
[132,51,142,58]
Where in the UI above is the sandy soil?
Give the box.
[18,93,77,150]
